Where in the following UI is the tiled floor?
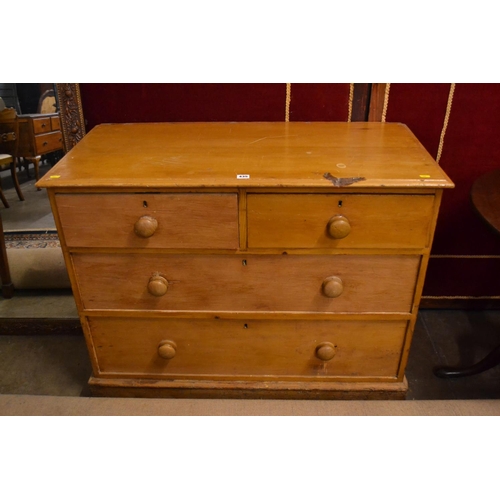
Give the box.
[406,310,500,399]
[1,162,499,401]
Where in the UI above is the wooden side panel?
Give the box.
[90,317,408,379]
[56,193,239,249]
[73,253,420,313]
[17,118,35,157]
[247,194,435,249]
[368,83,388,122]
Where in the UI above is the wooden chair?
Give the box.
[37,88,57,114]
[0,108,24,208]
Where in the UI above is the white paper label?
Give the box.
[237,174,250,179]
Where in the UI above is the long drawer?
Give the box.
[89,317,408,379]
[35,131,63,154]
[73,253,420,313]
[247,194,435,249]
[56,193,239,249]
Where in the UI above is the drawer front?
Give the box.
[57,193,239,249]
[35,131,63,154]
[73,253,420,313]
[32,117,51,134]
[89,317,408,379]
[50,115,60,130]
[247,194,435,249]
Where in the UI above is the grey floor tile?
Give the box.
[421,310,500,399]
[0,334,91,396]
[423,310,500,365]
[1,162,55,231]
[0,290,78,318]
[405,314,456,400]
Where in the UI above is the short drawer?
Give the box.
[50,115,60,131]
[32,117,51,134]
[89,317,408,379]
[73,253,420,313]
[247,194,435,249]
[35,131,63,154]
[56,193,239,249]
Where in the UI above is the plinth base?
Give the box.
[88,376,408,400]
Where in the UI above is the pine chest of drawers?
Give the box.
[37,122,454,399]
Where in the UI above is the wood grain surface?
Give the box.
[89,317,408,379]
[37,122,454,189]
[72,253,420,313]
[56,193,239,249]
[247,193,435,249]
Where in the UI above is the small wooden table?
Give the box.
[435,169,500,377]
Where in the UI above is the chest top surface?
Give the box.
[37,122,454,190]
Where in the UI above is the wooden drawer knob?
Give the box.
[158,340,177,359]
[322,276,343,298]
[134,215,158,238]
[316,342,337,361]
[327,215,351,239]
[148,275,168,296]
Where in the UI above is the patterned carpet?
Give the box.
[4,230,61,249]
[3,230,69,289]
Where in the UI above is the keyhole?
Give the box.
[244,324,248,329]
[143,201,148,208]
[338,200,343,208]
[242,260,247,266]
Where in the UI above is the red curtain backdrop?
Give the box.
[385,83,500,297]
[289,83,351,121]
[384,83,450,159]
[79,83,352,131]
[80,84,287,128]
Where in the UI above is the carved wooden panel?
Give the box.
[55,83,86,152]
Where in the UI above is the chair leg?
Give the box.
[10,158,24,201]
[0,176,10,208]
[20,158,31,179]
[434,344,500,378]
[0,215,13,298]
[33,156,42,191]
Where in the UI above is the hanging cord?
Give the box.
[436,83,456,163]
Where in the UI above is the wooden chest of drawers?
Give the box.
[18,113,64,183]
[37,122,454,399]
